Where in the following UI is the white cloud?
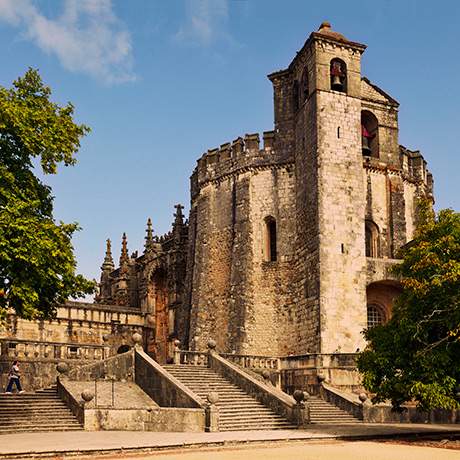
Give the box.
[0,0,135,84]
[175,0,230,46]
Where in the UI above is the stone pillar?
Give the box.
[205,392,220,432]
[293,390,310,427]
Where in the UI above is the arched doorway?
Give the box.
[117,344,130,354]
[150,268,169,364]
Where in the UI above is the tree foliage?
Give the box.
[0,69,95,321]
[358,202,460,410]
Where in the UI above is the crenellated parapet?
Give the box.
[191,131,291,197]
[363,145,433,198]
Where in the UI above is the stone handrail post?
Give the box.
[205,392,219,432]
[293,390,310,427]
[173,339,181,364]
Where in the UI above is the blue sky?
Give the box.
[0,0,459,285]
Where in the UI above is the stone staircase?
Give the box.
[163,364,297,431]
[308,395,362,424]
[0,386,83,434]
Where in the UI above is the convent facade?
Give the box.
[1,23,433,391]
[95,22,433,363]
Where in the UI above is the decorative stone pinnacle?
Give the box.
[144,217,154,252]
[174,204,184,227]
[101,238,114,272]
[120,232,129,266]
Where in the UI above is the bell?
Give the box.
[362,135,372,156]
[331,74,343,91]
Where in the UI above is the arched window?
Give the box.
[361,111,379,158]
[367,304,385,328]
[330,58,347,93]
[365,220,380,258]
[301,69,309,102]
[264,216,277,262]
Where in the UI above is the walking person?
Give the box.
[5,360,24,394]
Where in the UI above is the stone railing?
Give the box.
[174,350,209,366]
[221,353,280,370]
[0,338,109,361]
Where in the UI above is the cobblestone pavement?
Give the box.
[0,424,460,458]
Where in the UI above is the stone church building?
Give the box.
[95,22,433,363]
[1,23,432,388]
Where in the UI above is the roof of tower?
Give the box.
[315,21,348,42]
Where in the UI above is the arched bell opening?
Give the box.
[361,110,379,158]
[330,58,347,93]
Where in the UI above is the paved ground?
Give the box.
[83,441,460,460]
[1,424,460,458]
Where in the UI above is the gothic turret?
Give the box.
[119,232,129,267]
[144,218,154,252]
[96,238,115,304]
[101,239,114,272]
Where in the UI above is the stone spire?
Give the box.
[144,217,154,252]
[101,239,114,272]
[119,232,129,266]
[173,204,184,227]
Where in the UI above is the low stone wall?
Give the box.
[145,407,205,432]
[364,404,460,424]
[0,357,98,391]
[208,352,296,423]
[57,377,84,424]
[321,382,460,424]
[67,350,134,381]
[134,349,204,409]
[83,407,205,432]
[280,353,362,395]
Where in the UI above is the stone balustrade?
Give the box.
[1,339,109,361]
[176,350,209,366]
[221,353,280,370]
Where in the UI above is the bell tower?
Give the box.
[270,22,368,353]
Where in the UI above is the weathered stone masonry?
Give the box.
[1,23,434,377]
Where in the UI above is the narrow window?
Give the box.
[367,304,385,328]
[293,80,299,111]
[330,58,347,93]
[337,127,340,138]
[301,69,309,102]
[365,220,380,258]
[264,217,277,262]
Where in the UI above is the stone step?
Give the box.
[0,417,80,425]
[0,386,82,434]
[220,423,296,431]
[0,410,73,416]
[0,426,83,434]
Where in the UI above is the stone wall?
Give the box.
[187,134,296,356]
[134,349,203,408]
[1,301,146,354]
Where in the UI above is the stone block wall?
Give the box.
[187,134,297,356]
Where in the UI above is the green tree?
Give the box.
[0,69,95,321]
[358,203,460,410]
